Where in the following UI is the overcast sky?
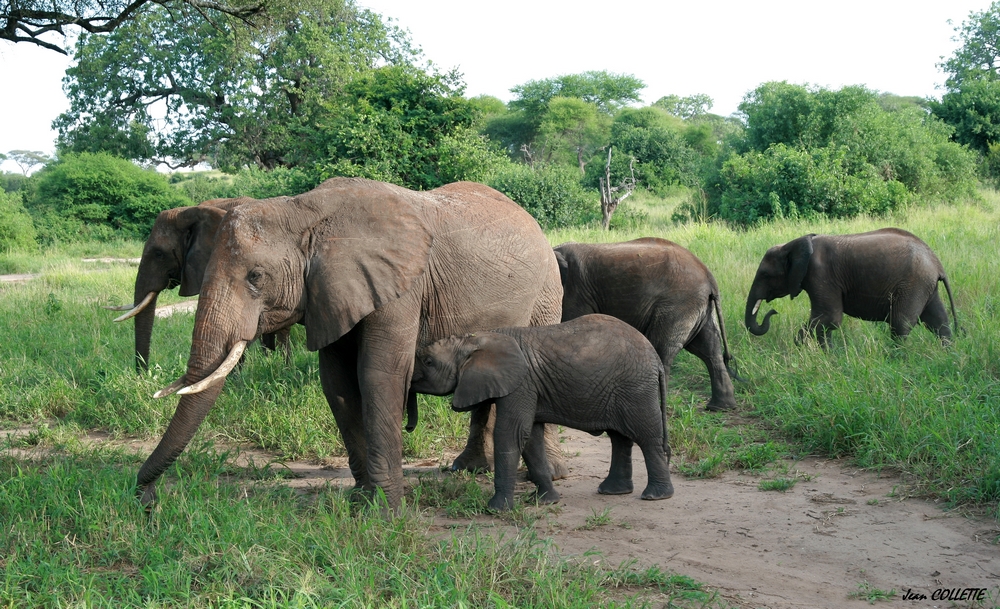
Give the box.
[0,0,992,173]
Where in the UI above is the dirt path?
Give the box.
[5,426,997,607]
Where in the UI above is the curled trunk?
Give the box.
[745,291,778,336]
[132,292,160,371]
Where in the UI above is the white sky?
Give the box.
[0,0,992,174]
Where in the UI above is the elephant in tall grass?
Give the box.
[138,178,564,510]
[106,197,291,370]
[745,228,958,346]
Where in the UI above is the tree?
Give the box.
[5,150,52,175]
[939,2,1000,89]
[536,97,609,173]
[55,0,417,170]
[485,71,644,163]
[653,94,713,119]
[931,3,1000,156]
[598,146,636,230]
[0,0,265,54]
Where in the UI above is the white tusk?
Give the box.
[103,304,135,311]
[176,341,248,396]
[751,299,762,316]
[113,292,157,322]
[153,377,188,399]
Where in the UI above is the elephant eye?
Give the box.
[423,357,435,368]
[247,268,265,289]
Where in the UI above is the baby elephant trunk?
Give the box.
[745,288,777,336]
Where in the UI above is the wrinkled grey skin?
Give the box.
[125,197,290,371]
[746,229,958,347]
[411,314,674,511]
[554,238,738,412]
[136,178,563,510]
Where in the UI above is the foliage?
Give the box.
[4,150,52,175]
[652,93,713,119]
[938,1,1000,89]
[56,0,418,170]
[587,106,701,195]
[713,82,977,225]
[0,172,30,193]
[311,65,484,190]
[488,163,597,228]
[0,0,265,54]
[0,190,38,250]
[484,71,644,162]
[931,77,1000,155]
[22,152,190,243]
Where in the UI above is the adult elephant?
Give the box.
[745,229,958,346]
[553,238,738,411]
[138,178,564,509]
[106,197,290,371]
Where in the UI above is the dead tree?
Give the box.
[599,146,636,230]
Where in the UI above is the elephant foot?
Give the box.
[597,477,634,495]
[705,398,736,412]
[487,493,515,512]
[529,487,560,505]
[451,450,491,474]
[640,481,675,501]
[548,459,570,480]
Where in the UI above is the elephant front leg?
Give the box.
[487,396,534,511]
[521,423,559,504]
[598,430,634,495]
[318,342,368,491]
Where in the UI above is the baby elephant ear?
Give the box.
[453,333,529,411]
[785,234,815,300]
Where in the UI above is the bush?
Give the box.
[488,163,597,228]
[0,190,37,250]
[226,166,319,199]
[24,152,190,243]
[715,144,909,225]
[0,172,29,194]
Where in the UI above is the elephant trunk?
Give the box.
[136,382,224,503]
[745,287,777,336]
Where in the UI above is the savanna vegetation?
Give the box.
[3,0,1000,606]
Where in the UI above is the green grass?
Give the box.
[2,189,1000,605]
[758,478,797,492]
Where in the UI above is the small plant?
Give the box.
[758,478,797,492]
[867,498,879,505]
[850,580,896,604]
[578,507,614,530]
[677,452,726,478]
[732,441,783,472]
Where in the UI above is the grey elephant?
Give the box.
[106,196,291,371]
[745,228,958,346]
[411,314,675,511]
[139,178,564,510]
[554,238,738,411]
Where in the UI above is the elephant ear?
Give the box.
[784,234,815,300]
[453,333,529,411]
[553,246,570,285]
[178,206,228,296]
[302,187,433,351]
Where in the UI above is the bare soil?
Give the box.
[8,425,998,607]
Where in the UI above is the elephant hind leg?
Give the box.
[522,423,559,504]
[637,437,674,501]
[598,430,634,495]
[684,315,737,411]
[919,291,952,343]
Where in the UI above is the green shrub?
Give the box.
[24,152,190,243]
[716,144,909,225]
[0,172,29,193]
[0,190,37,250]
[226,166,319,199]
[488,163,597,228]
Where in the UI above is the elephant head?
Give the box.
[411,333,529,411]
[138,179,434,504]
[745,234,814,336]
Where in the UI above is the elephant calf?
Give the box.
[746,229,958,346]
[411,314,675,511]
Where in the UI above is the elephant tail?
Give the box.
[940,274,960,336]
[711,293,746,383]
[658,364,670,463]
